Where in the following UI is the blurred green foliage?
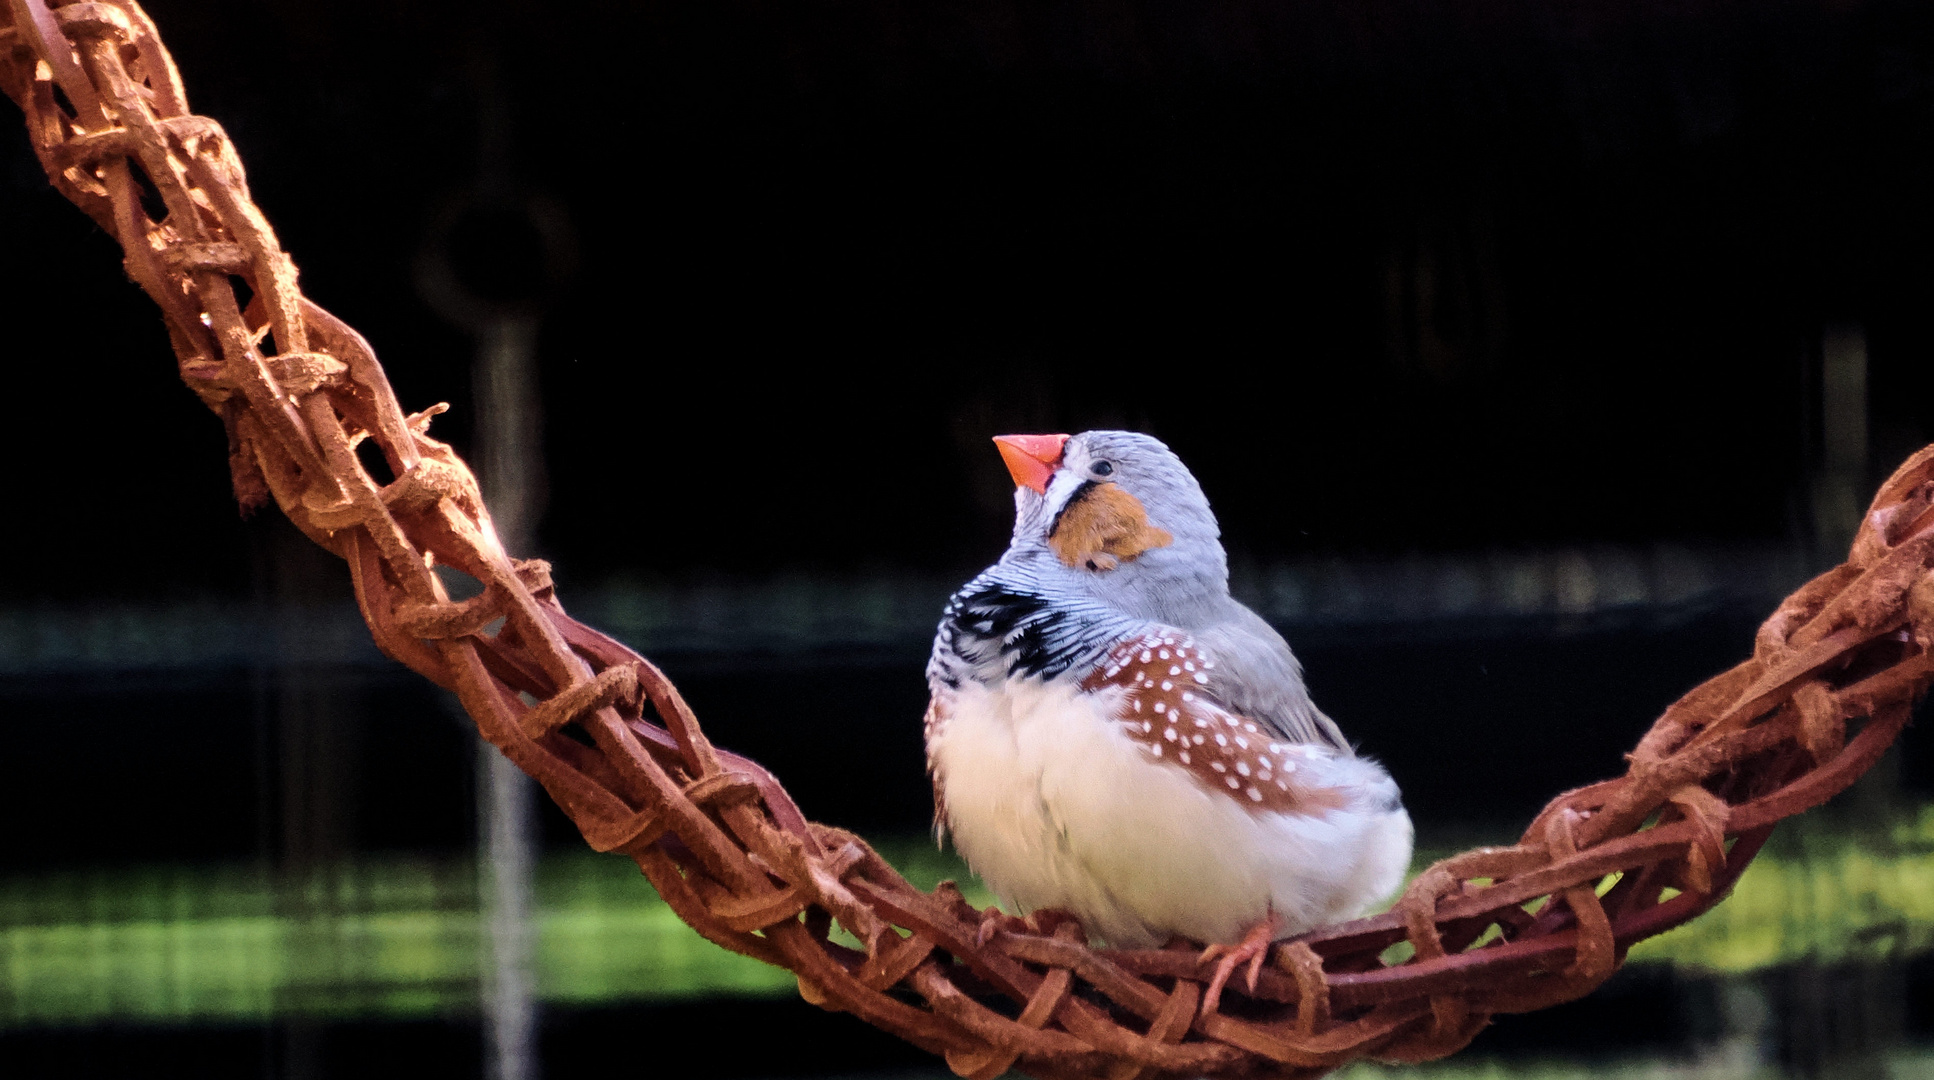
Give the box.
[0,810,1927,1029]
[1625,803,1934,972]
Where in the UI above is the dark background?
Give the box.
[9,0,1934,602]
[3,0,1934,1075]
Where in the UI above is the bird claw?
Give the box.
[1023,909,1084,939]
[975,908,1082,948]
[975,910,1023,947]
[1199,912,1281,1016]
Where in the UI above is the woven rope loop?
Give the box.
[2,3,1924,1075]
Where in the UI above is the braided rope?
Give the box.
[2,3,1923,1075]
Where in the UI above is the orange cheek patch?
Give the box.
[1048,484,1174,570]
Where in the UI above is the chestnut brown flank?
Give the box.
[1081,634,1347,816]
[923,696,951,831]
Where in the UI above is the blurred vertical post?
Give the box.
[1788,323,1903,1077]
[1806,325,1900,810]
[255,522,364,1080]
[418,27,575,1076]
[1810,325,1869,558]
[474,314,543,1080]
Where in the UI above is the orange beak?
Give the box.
[993,433,1070,494]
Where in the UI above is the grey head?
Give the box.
[998,429,1230,625]
[983,429,1348,749]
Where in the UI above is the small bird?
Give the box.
[925,431,1413,1010]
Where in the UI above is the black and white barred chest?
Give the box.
[927,576,1135,692]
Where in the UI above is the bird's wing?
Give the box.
[1186,613,1350,751]
[1076,628,1356,815]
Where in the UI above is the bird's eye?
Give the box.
[1091,461,1114,477]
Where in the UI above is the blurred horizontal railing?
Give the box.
[0,543,1818,677]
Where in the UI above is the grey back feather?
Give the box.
[1188,603,1349,750]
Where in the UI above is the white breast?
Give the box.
[929,677,1413,947]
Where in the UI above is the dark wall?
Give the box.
[7,0,1934,603]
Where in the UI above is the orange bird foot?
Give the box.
[1199,911,1282,1016]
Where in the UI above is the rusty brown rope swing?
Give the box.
[2,2,1926,1075]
